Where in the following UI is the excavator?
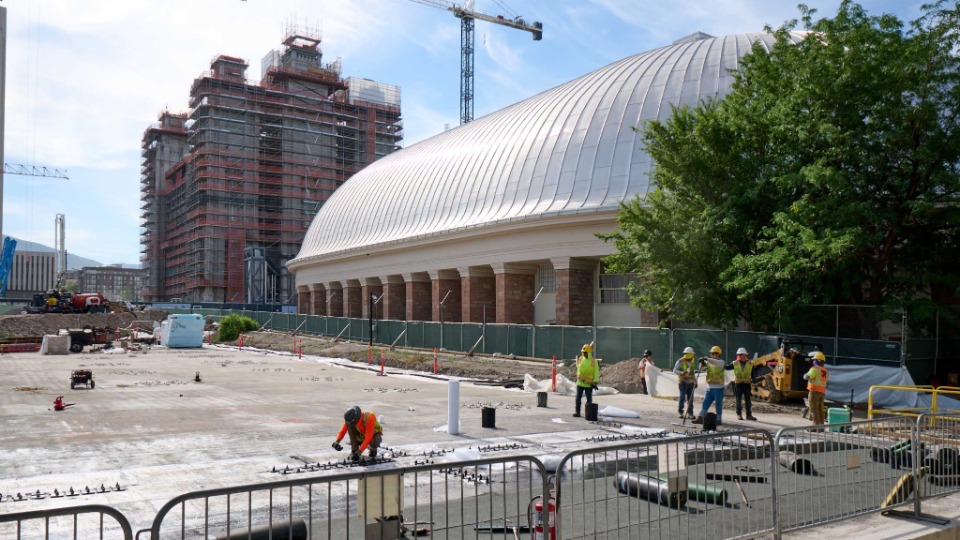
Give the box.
[750,338,824,403]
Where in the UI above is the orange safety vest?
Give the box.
[807,366,828,393]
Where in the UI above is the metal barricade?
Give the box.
[0,504,134,540]
[138,455,549,539]
[773,416,917,535]
[916,413,960,501]
[553,429,776,539]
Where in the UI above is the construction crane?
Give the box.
[0,164,69,276]
[408,0,542,124]
[3,163,69,179]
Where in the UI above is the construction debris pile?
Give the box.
[0,310,168,339]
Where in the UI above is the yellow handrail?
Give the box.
[868,384,960,419]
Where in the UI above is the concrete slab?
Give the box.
[1,343,953,538]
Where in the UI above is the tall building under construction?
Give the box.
[140,30,402,304]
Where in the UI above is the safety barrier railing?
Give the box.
[136,454,549,539]
[868,385,960,419]
[552,429,777,539]
[915,413,960,502]
[0,504,134,540]
[773,415,918,535]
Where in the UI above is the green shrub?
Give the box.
[218,314,260,342]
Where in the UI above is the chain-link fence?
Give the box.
[178,304,960,386]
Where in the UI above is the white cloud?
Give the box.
[2,0,927,263]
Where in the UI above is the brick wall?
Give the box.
[496,273,534,324]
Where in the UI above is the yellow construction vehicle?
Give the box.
[751,339,823,403]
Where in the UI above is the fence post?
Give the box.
[913,414,922,518]
[772,429,782,539]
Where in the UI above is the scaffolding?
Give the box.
[139,28,403,303]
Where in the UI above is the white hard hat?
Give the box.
[736,347,748,355]
[683,347,694,354]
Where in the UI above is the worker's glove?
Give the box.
[332,442,343,452]
[349,451,361,462]
[591,384,599,390]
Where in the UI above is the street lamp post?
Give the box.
[531,287,544,359]
[439,289,452,351]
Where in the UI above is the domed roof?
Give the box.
[290,31,805,268]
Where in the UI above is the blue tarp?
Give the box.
[826,364,960,412]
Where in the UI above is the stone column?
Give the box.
[327,282,343,317]
[551,257,597,327]
[492,263,537,324]
[430,269,462,322]
[459,266,495,323]
[360,278,383,320]
[310,283,326,316]
[403,272,432,321]
[380,275,405,320]
[343,280,362,319]
[296,285,311,315]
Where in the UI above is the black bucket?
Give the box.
[536,392,548,407]
[585,402,599,421]
[481,407,496,428]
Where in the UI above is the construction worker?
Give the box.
[693,346,726,426]
[673,347,697,419]
[637,349,653,395]
[332,405,382,461]
[804,352,829,426]
[573,343,599,418]
[731,347,757,421]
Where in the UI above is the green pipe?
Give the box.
[658,475,727,505]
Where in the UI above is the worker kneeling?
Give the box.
[332,405,383,462]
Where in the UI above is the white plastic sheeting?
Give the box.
[644,365,735,399]
[522,374,618,396]
[598,405,640,418]
[40,334,69,355]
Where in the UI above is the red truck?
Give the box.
[25,291,110,314]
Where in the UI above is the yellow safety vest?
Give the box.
[706,364,725,386]
[807,366,828,393]
[677,359,694,381]
[733,362,753,384]
[577,354,598,388]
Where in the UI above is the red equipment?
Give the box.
[529,496,556,540]
[53,396,74,411]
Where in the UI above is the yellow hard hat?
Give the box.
[710,346,722,355]
[810,351,826,362]
[581,343,593,354]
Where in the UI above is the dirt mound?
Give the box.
[240,331,646,393]
[0,309,168,338]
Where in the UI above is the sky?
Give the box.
[2,0,924,266]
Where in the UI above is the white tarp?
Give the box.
[645,364,735,398]
[40,334,69,355]
[522,374,618,396]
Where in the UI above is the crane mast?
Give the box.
[408,0,542,124]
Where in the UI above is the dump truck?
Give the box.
[750,338,823,403]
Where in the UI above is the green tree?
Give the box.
[602,1,960,330]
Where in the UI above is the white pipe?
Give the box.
[447,379,460,435]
